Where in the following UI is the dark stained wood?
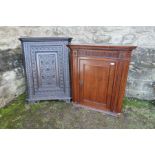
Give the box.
[68,44,136,52]
[68,45,136,114]
[20,37,72,103]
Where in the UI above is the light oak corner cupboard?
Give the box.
[68,45,136,115]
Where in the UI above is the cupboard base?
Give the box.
[72,102,121,117]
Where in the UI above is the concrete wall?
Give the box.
[0,26,155,107]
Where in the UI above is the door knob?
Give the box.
[110,62,115,65]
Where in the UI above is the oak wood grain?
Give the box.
[68,45,136,114]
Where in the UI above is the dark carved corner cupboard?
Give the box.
[19,37,72,103]
[68,45,136,114]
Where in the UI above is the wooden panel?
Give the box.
[20,37,72,102]
[35,52,59,89]
[113,61,130,113]
[68,45,136,114]
[30,45,65,97]
[70,50,79,103]
[79,58,116,111]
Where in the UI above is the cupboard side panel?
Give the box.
[106,63,116,110]
[71,50,79,103]
[111,60,130,113]
[112,61,124,112]
[23,42,35,100]
[115,61,130,113]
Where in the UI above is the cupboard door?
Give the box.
[79,58,116,111]
[25,43,67,100]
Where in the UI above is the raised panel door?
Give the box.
[29,44,66,98]
[79,57,116,111]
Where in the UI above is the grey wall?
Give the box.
[0,26,155,107]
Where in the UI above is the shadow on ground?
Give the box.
[0,94,155,129]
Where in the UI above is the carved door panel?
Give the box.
[20,37,72,102]
[21,41,71,101]
[79,58,116,111]
[30,45,65,98]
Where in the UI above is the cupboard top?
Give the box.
[19,37,72,42]
[68,44,137,60]
[68,44,137,51]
